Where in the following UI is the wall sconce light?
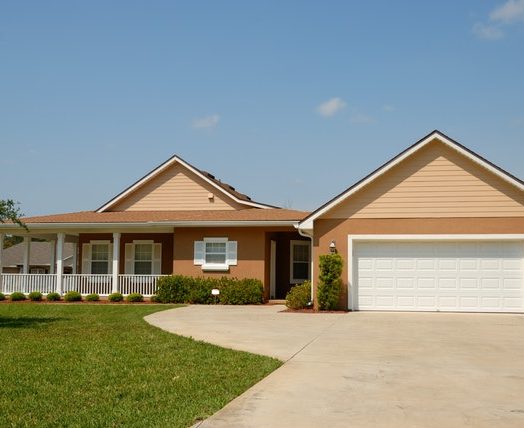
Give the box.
[329,240,337,253]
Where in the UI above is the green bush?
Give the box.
[64,291,82,302]
[0,292,5,301]
[189,277,215,304]
[220,278,264,305]
[156,275,192,303]
[108,292,124,302]
[10,292,26,301]
[317,253,343,310]
[286,281,311,310]
[46,292,61,301]
[85,293,100,302]
[126,293,144,303]
[28,291,43,302]
[149,295,158,303]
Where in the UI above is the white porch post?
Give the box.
[56,233,65,294]
[23,237,31,274]
[72,242,78,274]
[49,240,56,274]
[112,233,120,293]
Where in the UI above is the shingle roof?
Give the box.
[2,241,74,267]
[21,209,309,224]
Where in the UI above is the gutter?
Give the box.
[296,224,315,307]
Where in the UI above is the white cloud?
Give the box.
[350,113,376,125]
[382,104,395,112]
[317,97,346,117]
[472,22,505,40]
[473,0,524,40]
[192,114,220,129]
[490,0,524,23]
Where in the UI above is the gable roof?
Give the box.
[96,154,278,212]
[299,130,524,230]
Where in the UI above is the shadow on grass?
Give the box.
[0,316,66,329]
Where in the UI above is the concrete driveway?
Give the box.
[146,306,524,428]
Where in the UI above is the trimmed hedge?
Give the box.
[108,292,124,302]
[64,291,82,302]
[85,293,100,302]
[10,292,26,301]
[155,275,264,305]
[317,253,343,310]
[286,281,311,310]
[126,293,144,303]
[46,292,61,302]
[28,291,43,302]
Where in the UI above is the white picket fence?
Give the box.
[0,274,165,296]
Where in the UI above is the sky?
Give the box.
[1,1,523,216]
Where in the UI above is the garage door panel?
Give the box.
[354,240,523,313]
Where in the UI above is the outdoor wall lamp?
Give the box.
[329,240,337,253]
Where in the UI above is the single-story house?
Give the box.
[0,130,523,312]
[2,241,74,274]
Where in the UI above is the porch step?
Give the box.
[267,299,286,305]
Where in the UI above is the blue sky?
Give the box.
[1,1,523,216]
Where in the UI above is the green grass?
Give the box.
[0,304,281,427]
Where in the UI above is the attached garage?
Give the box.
[350,237,524,312]
[299,130,524,312]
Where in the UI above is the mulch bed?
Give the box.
[280,308,348,314]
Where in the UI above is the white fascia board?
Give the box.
[349,234,524,242]
[299,131,524,231]
[96,155,274,212]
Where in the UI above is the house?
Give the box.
[0,155,310,298]
[298,130,524,312]
[0,130,523,313]
[2,241,74,274]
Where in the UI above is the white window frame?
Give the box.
[194,237,238,272]
[290,240,311,284]
[90,241,111,275]
[133,240,154,275]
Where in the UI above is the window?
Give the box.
[91,243,109,274]
[134,243,153,275]
[30,268,46,274]
[290,240,310,283]
[194,238,237,271]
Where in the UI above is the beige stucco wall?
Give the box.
[312,217,524,310]
[325,140,524,219]
[110,163,245,211]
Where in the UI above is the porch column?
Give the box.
[23,237,31,274]
[0,233,4,290]
[56,233,65,294]
[112,233,120,293]
[49,240,56,274]
[71,242,78,274]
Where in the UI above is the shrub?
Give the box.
[189,277,215,304]
[286,281,311,310]
[126,293,144,303]
[85,293,100,302]
[64,291,82,302]
[0,292,5,301]
[28,291,43,302]
[156,275,192,303]
[46,292,61,301]
[108,292,124,302]
[10,292,26,301]
[220,278,264,305]
[149,295,158,303]
[317,253,343,310]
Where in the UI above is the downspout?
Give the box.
[296,225,314,308]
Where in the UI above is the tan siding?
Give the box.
[110,163,245,211]
[325,140,524,218]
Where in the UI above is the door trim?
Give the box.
[348,234,524,311]
[270,240,276,299]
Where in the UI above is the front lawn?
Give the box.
[0,304,281,427]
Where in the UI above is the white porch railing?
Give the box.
[0,274,57,294]
[0,273,165,296]
[119,274,165,296]
[63,274,113,296]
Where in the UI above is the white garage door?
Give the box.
[354,240,524,312]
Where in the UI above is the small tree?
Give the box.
[317,253,343,310]
[0,199,26,230]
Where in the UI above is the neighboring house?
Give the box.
[298,130,524,313]
[0,130,523,313]
[1,241,74,274]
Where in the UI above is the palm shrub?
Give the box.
[317,253,343,310]
[286,281,311,310]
